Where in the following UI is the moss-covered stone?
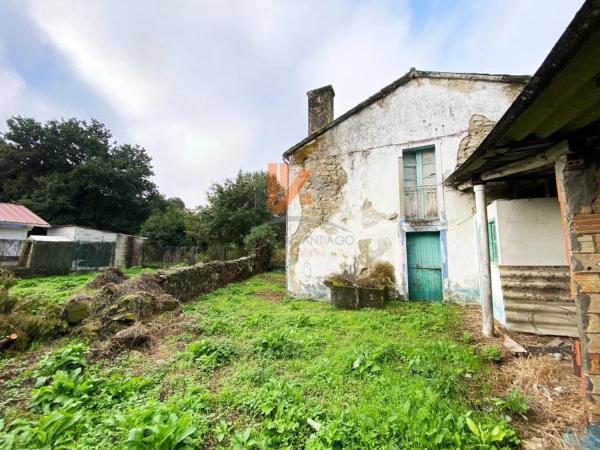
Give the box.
[0,312,68,350]
[75,321,102,340]
[110,312,136,324]
[114,292,157,318]
[61,295,92,325]
[157,294,180,312]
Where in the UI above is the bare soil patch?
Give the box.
[255,290,285,303]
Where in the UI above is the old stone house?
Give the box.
[283,69,529,302]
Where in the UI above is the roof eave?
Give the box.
[446,0,600,187]
[282,69,530,159]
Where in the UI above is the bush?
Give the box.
[244,224,278,266]
[0,269,16,290]
[326,261,396,289]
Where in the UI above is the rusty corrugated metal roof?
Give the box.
[0,203,50,227]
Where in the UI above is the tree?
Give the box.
[192,171,274,248]
[0,117,158,234]
[140,200,189,247]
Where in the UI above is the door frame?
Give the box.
[400,225,448,301]
[397,142,448,301]
[405,231,444,301]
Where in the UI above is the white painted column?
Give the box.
[474,184,494,337]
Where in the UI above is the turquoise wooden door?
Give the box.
[406,232,443,301]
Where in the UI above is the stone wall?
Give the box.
[155,254,267,301]
[556,152,600,422]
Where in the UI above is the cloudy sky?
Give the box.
[0,0,585,207]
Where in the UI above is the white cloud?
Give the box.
[1,0,585,206]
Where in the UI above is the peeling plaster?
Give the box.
[456,114,496,167]
[286,77,524,300]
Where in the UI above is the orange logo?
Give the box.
[268,163,311,214]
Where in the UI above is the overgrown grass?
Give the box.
[7,267,157,312]
[0,272,522,449]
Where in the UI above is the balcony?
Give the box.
[404,185,438,221]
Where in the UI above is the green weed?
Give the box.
[493,388,530,418]
[0,273,523,449]
[253,329,304,358]
[480,344,503,363]
[182,338,235,371]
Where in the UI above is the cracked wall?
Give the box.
[456,114,496,167]
[286,76,524,300]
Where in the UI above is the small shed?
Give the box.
[47,225,118,242]
[0,203,49,264]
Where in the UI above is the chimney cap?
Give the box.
[307,85,335,97]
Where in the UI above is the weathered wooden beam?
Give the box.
[480,143,566,182]
[507,28,600,142]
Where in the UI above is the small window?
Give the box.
[488,220,498,264]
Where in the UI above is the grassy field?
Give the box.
[0,272,524,449]
[7,267,157,313]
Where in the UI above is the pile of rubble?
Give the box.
[0,253,269,353]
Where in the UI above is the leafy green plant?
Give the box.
[254,330,303,359]
[493,388,530,418]
[31,368,147,412]
[33,343,89,387]
[465,416,518,447]
[349,345,399,377]
[183,339,235,371]
[230,427,269,450]
[242,379,315,447]
[480,345,503,363]
[0,409,82,450]
[461,331,475,344]
[117,404,198,450]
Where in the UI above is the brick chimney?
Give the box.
[307,85,335,134]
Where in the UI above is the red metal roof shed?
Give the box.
[0,203,50,227]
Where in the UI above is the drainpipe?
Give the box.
[474,183,494,337]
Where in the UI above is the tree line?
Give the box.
[0,117,284,253]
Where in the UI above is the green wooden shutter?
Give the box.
[488,220,498,263]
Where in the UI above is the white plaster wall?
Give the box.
[490,198,566,266]
[287,77,522,300]
[48,227,77,241]
[0,226,28,240]
[49,226,117,243]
